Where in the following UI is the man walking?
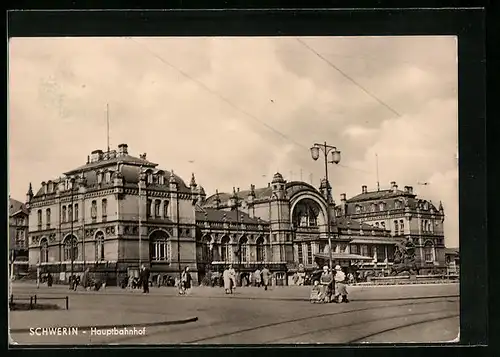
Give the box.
[333,265,349,303]
[261,266,270,291]
[141,265,150,294]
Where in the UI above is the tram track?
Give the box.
[102,296,458,344]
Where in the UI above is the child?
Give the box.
[310,280,322,303]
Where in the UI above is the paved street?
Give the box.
[9,282,459,345]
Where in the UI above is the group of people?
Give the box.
[221,265,272,294]
[310,265,349,303]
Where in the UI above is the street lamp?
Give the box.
[310,142,341,270]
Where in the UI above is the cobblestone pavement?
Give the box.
[9,282,459,345]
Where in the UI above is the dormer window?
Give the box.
[395,200,401,209]
[424,202,429,210]
[355,205,361,213]
[159,175,165,185]
[147,172,153,184]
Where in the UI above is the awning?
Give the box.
[350,239,397,245]
[314,252,373,261]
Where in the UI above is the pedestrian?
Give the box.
[181,267,192,295]
[141,265,150,294]
[47,273,53,287]
[261,266,270,291]
[82,268,90,290]
[319,266,334,303]
[36,267,41,289]
[228,265,237,292]
[253,268,262,287]
[333,265,349,303]
[223,266,232,294]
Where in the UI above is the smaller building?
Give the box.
[444,247,459,275]
[9,197,30,278]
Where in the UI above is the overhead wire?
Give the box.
[129,38,380,177]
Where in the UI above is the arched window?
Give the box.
[395,200,401,209]
[95,231,105,261]
[394,220,399,235]
[40,238,49,263]
[46,209,51,229]
[371,203,376,212]
[155,200,161,217]
[68,204,73,222]
[355,205,361,213]
[150,230,170,261]
[239,236,248,263]
[379,202,385,211]
[424,241,435,262]
[159,175,165,185]
[62,206,67,223]
[91,200,97,219]
[37,210,42,228]
[163,200,169,217]
[256,236,265,262]
[74,204,79,221]
[221,236,230,262]
[64,235,78,261]
[399,219,404,235]
[105,171,111,183]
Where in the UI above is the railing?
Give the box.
[9,294,69,310]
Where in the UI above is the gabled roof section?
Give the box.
[347,189,415,203]
[335,217,386,231]
[9,198,29,216]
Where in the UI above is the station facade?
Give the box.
[25,144,446,285]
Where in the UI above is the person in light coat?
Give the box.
[333,265,349,303]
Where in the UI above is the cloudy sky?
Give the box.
[8,36,458,247]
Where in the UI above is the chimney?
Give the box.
[391,181,398,192]
[117,143,128,156]
[408,186,413,194]
[362,185,367,194]
[90,149,104,163]
[340,193,346,202]
[404,186,409,193]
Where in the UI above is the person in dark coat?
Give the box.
[141,265,150,293]
[47,273,53,287]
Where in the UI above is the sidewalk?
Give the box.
[12,281,459,301]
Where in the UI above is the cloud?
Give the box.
[8,36,458,247]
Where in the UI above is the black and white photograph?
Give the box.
[8,35,460,345]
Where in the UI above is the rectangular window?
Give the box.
[378,245,387,261]
[307,243,312,265]
[46,209,51,229]
[394,220,399,235]
[319,241,326,254]
[37,210,42,228]
[147,199,152,218]
[399,220,404,235]
[361,245,368,257]
[350,244,359,255]
[297,244,303,264]
[68,205,73,223]
[62,206,67,223]
[273,234,277,242]
[74,204,79,221]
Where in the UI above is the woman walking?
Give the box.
[223,266,232,294]
[180,267,192,295]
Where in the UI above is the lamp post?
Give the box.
[310,142,341,270]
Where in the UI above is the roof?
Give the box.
[9,198,29,216]
[203,180,319,206]
[347,189,415,203]
[195,206,268,225]
[64,154,157,175]
[444,247,459,255]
